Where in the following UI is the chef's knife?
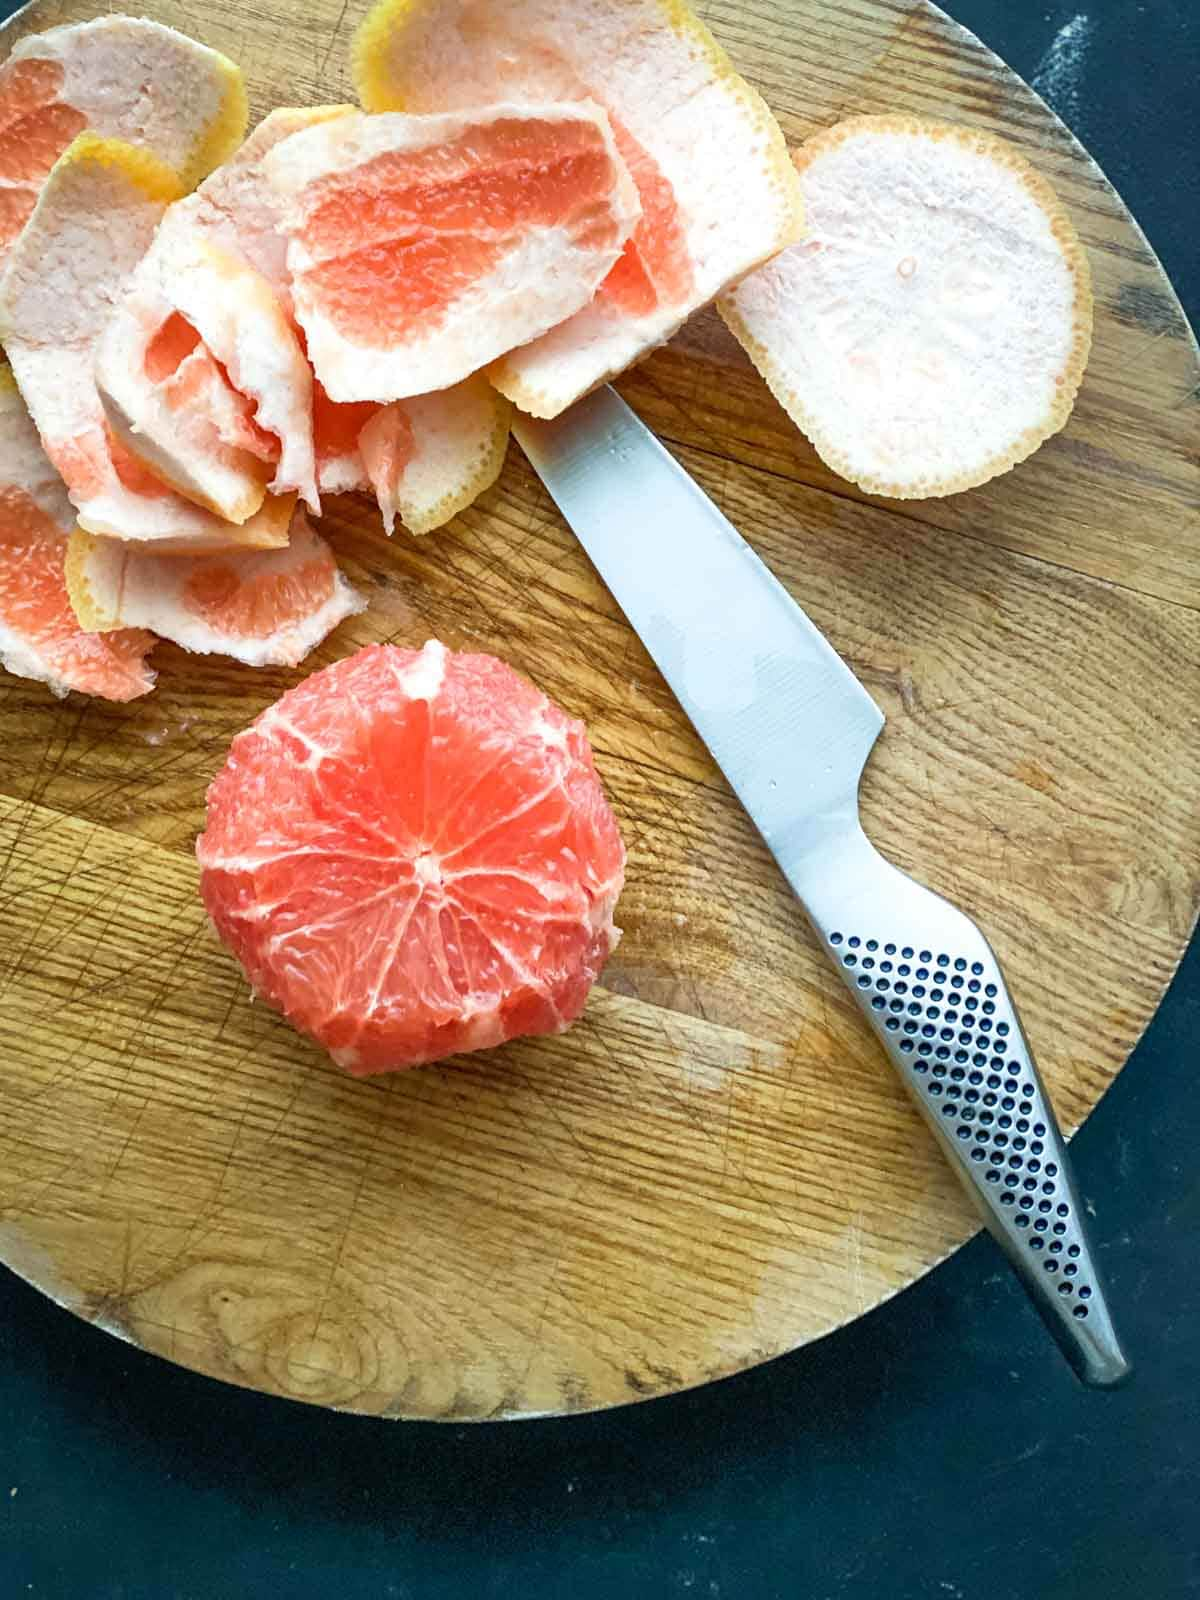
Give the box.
[514,386,1129,1388]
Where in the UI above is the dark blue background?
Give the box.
[2,4,1197,1596]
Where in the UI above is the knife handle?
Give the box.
[792,823,1130,1387]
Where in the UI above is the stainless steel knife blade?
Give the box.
[514,386,1129,1388]
[515,388,882,899]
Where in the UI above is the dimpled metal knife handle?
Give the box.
[791,823,1131,1387]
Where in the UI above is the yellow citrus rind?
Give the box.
[63,527,117,632]
[179,50,250,190]
[405,391,511,535]
[55,131,186,207]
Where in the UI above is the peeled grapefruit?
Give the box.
[197,640,626,1073]
[0,132,291,552]
[66,507,363,669]
[0,365,155,701]
[352,0,802,417]
[719,116,1094,497]
[0,15,246,266]
[262,102,641,403]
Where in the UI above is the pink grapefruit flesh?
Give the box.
[197,640,626,1073]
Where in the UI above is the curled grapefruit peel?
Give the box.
[90,106,364,523]
[96,235,317,522]
[0,364,155,701]
[0,133,291,552]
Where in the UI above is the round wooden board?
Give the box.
[1,0,1198,1421]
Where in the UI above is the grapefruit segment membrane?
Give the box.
[313,380,382,496]
[0,133,291,552]
[0,16,246,267]
[351,0,803,417]
[0,366,155,701]
[66,506,364,669]
[263,103,642,403]
[719,116,1094,498]
[197,641,626,1073]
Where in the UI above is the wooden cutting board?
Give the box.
[1,0,1197,1420]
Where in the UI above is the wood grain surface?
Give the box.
[1,0,1197,1419]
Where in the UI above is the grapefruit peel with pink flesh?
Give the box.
[0,133,292,552]
[352,0,803,418]
[262,102,642,404]
[66,507,364,669]
[0,14,246,266]
[0,364,155,701]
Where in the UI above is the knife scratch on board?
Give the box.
[845,659,920,715]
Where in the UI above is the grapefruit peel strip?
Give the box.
[0,133,290,550]
[351,0,804,419]
[64,507,364,669]
[96,235,316,521]
[0,17,248,273]
[178,48,249,190]
[7,16,247,191]
[0,364,156,701]
[263,103,642,404]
